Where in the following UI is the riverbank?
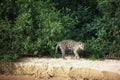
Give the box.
[0,57,120,80]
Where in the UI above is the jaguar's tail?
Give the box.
[55,44,59,53]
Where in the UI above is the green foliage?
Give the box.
[83,15,120,59]
[0,53,18,62]
[0,0,78,61]
[0,0,120,61]
[97,0,120,17]
[30,0,78,56]
[53,53,61,58]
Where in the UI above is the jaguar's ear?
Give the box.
[79,42,83,45]
[80,42,85,45]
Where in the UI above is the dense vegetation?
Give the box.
[0,0,120,61]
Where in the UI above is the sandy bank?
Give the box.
[0,57,120,80]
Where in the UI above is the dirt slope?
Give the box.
[0,57,120,80]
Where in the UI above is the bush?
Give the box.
[0,0,120,61]
[83,16,120,59]
[0,0,78,61]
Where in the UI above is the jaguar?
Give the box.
[56,40,85,59]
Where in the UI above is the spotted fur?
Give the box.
[56,40,85,59]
